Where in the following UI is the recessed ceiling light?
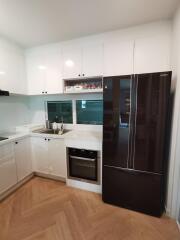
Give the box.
[38,65,47,70]
[65,60,74,67]
[0,71,6,75]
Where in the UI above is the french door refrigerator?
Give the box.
[102,72,172,217]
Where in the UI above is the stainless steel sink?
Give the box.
[33,128,71,135]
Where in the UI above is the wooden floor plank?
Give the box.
[0,177,179,240]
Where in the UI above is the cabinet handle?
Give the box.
[45,91,47,94]
[45,138,47,141]
[82,74,85,76]
[15,142,18,144]
[42,91,44,94]
[48,139,50,141]
[78,74,80,77]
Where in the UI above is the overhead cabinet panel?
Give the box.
[0,42,26,94]
[27,51,47,95]
[134,36,171,74]
[62,45,82,79]
[45,48,63,94]
[27,47,63,95]
[82,43,103,77]
[103,40,134,76]
[62,43,104,79]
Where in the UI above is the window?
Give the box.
[76,100,103,125]
[47,101,73,123]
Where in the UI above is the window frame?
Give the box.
[45,100,73,124]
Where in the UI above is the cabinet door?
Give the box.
[132,72,171,173]
[104,40,134,76]
[134,36,171,74]
[26,51,46,95]
[31,137,49,174]
[7,49,27,94]
[103,76,132,168]
[45,47,63,94]
[0,143,17,194]
[82,43,103,77]
[15,137,32,181]
[0,41,26,94]
[48,138,67,178]
[0,44,9,91]
[62,45,82,79]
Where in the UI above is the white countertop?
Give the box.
[0,125,102,148]
[64,130,102,142]
[0,132,30,146]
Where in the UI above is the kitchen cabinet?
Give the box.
[26,46,63,95]
[0,143,17,194]
[103,40,134,76]
[0,40,26,94]
[134,36,171,74]
[82,43,103,77]
[31,137,49,174]
[31,137,67,178]
[14,137,32,181]
[48,138,66,178]
[62,43,103,79]
[62,45,82,79]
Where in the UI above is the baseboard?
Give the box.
[34,172,66,182]
[0,173,34,202]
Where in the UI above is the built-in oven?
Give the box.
[68,148,98,182]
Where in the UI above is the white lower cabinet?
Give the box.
[14,137,32,181]
[0,143,18,194]
[31,137,67,179]
[48,138,67,178]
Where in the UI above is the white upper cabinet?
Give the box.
[62,45,82,79]
[0,40,26,94]
[45,48,63,94]
[82,43,103,77]
[104,40,134,76]
[134,35,171,74]
[14,137,32,182]
[26,51,46,95]
[62,43,103,79]
[26,46,63,95]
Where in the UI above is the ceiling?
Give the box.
[0,0,179,48]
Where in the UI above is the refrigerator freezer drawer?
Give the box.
[102,165,164,217]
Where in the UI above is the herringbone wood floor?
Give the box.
[0,177,179,240]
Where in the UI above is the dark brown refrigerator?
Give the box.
[102,72,172,217]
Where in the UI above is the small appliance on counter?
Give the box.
[0,137,8,141]
[0,89,9,96]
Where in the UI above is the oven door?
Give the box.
[69,155,97,181]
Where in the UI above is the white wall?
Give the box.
[167,4,180,219]
[0,96,30,132]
